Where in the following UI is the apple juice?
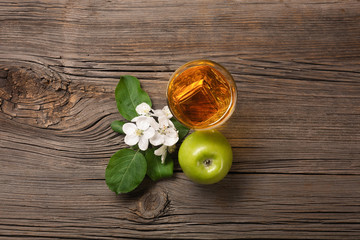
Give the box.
[167,60,237,129]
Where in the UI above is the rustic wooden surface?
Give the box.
[1,0,360,239]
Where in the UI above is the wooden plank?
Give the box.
[1,0,360,239]
[0,0,359,60]
[1,172,360,239]
[1,60,359,175]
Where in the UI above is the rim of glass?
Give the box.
[166,59,237,130]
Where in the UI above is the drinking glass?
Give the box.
[167,60,237,130]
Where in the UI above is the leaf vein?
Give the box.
[117,151,140,191]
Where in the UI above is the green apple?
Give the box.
[178,130,233,184]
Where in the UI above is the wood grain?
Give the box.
[1,174,360,239]
[1,0,360,239]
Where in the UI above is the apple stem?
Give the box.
[203,159,212,167]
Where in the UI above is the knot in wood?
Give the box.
[135,188,170,219]
[0,65,71,128]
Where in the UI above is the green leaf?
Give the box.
[105,149,147,194]
[145,148,173,181]
[171,118,189,141]
[115,75,152,121]
[111,120,126,134]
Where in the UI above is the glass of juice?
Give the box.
[167,60,237,130]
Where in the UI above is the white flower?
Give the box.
[123,121,155,151]
[153,106,173,127]
[132,115,159,131]
[136,102,152,116]
[132,102,159,129]
[121,103,179,157]
[150,118,179,147]
[154,145,168,164]
[154,144,177,164]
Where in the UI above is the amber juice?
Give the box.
[167,60,237,129]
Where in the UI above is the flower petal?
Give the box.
[158,116,169,127]
[124,134,139,146]
[131,116,140,122]
[150,132,164,146]
[164,135,179,146]
[154,145,167,156]
[122,123,137,135]
[138,136,149,151]
[143,126,155,139]
[153,109,163,118]
[165,127,178,138]
[162,106,173,119]
[168,120,175,129]
[161,151,167,164]
[135,116,150,130]
[149,117,159,130]
[136,102,151,116]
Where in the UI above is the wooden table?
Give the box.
[1,1,360,239]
